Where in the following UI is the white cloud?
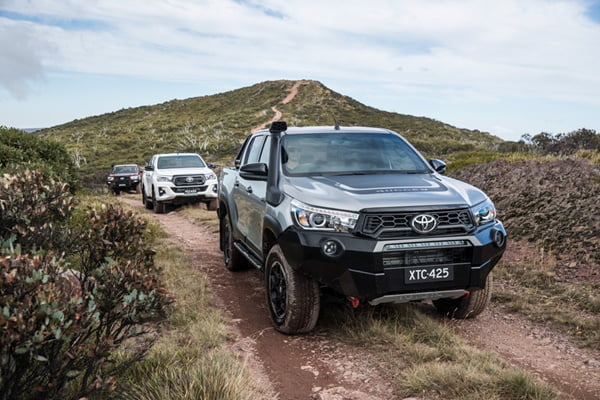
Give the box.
[0,19,50,99]
[0,0,599,136]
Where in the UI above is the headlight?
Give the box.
[131,175,139,181]
[291,199,358,232]
[156,175,172,182]
[107,176,114,181]
[206,173,217,180]
[471,198,497,225]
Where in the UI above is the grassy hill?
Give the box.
[38,80,503,182]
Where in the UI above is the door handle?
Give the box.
[246,186,253,194]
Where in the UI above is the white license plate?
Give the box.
[184,189,198,193]
[405,266,453,284]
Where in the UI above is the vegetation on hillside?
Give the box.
[452,158,600,347]
[0,126,77,188]
[37,80,503,184]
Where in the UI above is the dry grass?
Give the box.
[493,251,600,349]
[320,305,557,400]
[108,209,267,400]
[178,203,220,233]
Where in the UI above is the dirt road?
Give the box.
[120,197,393,400]
[252,80,308,133]
[120,197,600,399]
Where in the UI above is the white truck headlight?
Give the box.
[156,175,172,182]
[291,199,358,232]
[471,198,497,225]
[206,173,217,180]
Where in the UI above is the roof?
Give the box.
[254,125,394,135]
[154,153,202,157]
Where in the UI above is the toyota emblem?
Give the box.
[411,214,438,234]
[185,177,194,183]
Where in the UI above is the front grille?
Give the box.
[358,209,474,239]
[382,247,471,268]
[173,175,206,186]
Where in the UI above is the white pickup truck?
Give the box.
[141,153,218,213]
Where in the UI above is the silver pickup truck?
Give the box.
[218,122,506,334]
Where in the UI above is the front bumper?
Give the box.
[107,179,139,190]
[277,221,506,302]
[155,181,218,204]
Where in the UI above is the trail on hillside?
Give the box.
[119,197,600,400]
[252,80,307,133]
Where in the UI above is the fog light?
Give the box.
[491,228,505,248]
[212,184,218,193]
[158,188,166,196]
[322,240,343,257]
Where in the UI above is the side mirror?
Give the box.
[429,159,446,174]
[240,163,268,181]
[207,162,216,169]
[145,165,154,172]
[234,159,241,169]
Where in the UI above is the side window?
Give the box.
[258,136,271,165]
[243,136,266,166]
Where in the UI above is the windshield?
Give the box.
[281,133,429,176]
[113,165,138,174]
[157,155,205,169]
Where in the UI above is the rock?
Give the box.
[583,359,600,367]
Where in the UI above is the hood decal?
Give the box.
[317,174,446,194]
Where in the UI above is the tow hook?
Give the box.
[348,296,361,308]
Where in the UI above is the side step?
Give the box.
[233,242,263,269]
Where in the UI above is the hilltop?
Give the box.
[38,80,502,181]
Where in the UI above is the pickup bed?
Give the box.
[218,122,506,334]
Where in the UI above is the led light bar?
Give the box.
[383,240,470,251]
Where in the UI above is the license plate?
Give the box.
[118,184,126,187]
[405,266,453,284]
[184,188,198,193]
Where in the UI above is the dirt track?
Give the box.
[120,197,393,400]
[120,197,600,400]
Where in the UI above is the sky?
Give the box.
[1,0,600,141]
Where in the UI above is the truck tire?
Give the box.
[433,273,493,319]
[222,217,247,271]
[206,199,218,211]
[152,190,166,214]
[265,244,320,334]
[143,187,153,209]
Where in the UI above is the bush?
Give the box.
[0,169,171,400]
[0,126,77,190]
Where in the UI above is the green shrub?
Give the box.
[0,126,77,190]
[0,169,171,400]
